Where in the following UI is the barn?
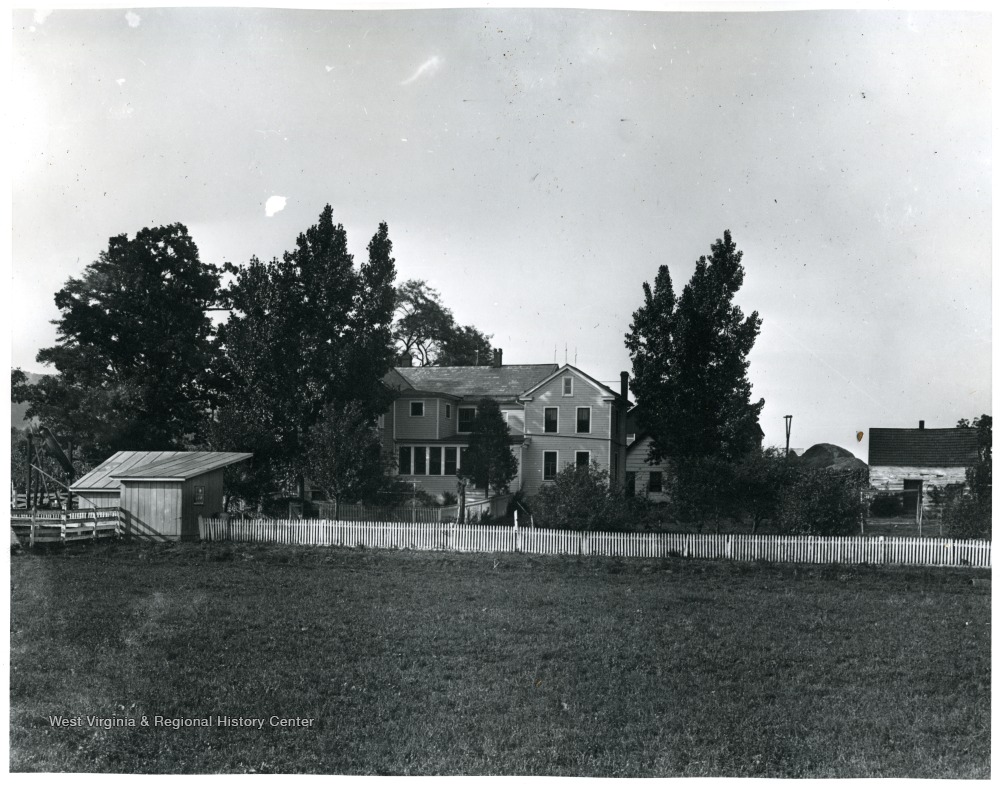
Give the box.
[868,423,978,519]
[71,451,252,540]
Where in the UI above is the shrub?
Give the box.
[869,491,904,518]
[530,463,639,532]
[942,493,991,540]
[776,468,867,536]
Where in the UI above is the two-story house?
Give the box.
[382,350,630,501]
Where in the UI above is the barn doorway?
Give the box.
[902,479,923,518]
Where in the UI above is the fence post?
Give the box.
[198,515,205,541]
[92,509,98,542]
[30,507,36,548]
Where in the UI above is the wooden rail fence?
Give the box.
[10,508,123,546]
[198,517,991,568]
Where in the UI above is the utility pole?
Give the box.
[784,415,793,458]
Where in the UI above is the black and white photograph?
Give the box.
[8,1,991,777]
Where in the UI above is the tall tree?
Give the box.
[462,398,518,496]
[393,279,494,366]
[626,230,763,463]
[210,206,397,501]
[23,224,220,463]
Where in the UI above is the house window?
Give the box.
[413,447,427,475]
[445,404,451,419]
[648,471,663,493]
[544,407,558,433]
[429,447,442,475]
[563,377,573,396]
[444,447,458,475]
[193,485,205,505]
[458,407,476,433]
[576,407,591,434]
[398,447,412,475]
[543,451,558,481]
[410,401,424,417]
[576,451,590,468]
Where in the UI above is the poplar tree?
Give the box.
[626,230,764,463]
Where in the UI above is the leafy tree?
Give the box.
[23,224,221,463]
[462,398,518,496]
[393,279,494,366]
[626,231,764,463]
[729,447,793,533]
[670,455,738,532]
[304,401,395,503]
[944,414,992,539]
[957,414,991,502]
[210,206,397,501]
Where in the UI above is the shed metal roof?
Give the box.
[112,452,253,480]
[72,451,252,490]
[388,364,559,399]
[867,428,978,467]
[72,451,188,490]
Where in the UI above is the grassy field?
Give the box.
[10,540,990,776]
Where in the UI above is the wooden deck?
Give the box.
[10,508,123,546]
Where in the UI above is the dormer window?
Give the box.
[562,377,573,396]
[410,401,425,417]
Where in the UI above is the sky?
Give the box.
[8,3,992,463]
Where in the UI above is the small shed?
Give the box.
[71,451,252,540]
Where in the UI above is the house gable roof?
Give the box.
[519,364,629,404]
[386,364,559,400]
[867,427,978,467]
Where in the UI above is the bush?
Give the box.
[941,493,991,540]
[776,468,867,536]
[530,463,643,532]
[869,491,904,518]
[671,448,790,533]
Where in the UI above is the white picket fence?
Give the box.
[198,517,991,568]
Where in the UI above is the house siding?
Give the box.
[626,435,670,502]
[522,370,617,495]
[394,397,441,441]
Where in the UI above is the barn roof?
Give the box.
[72,451,252,490]
[387,364,559,399]
[867,428,978,467]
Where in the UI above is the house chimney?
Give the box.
[918,420,925,430]
[492,348,503,368]
[400,353,412,368]
[620,371,629,401]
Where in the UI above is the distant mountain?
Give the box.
[11,370,44,429]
